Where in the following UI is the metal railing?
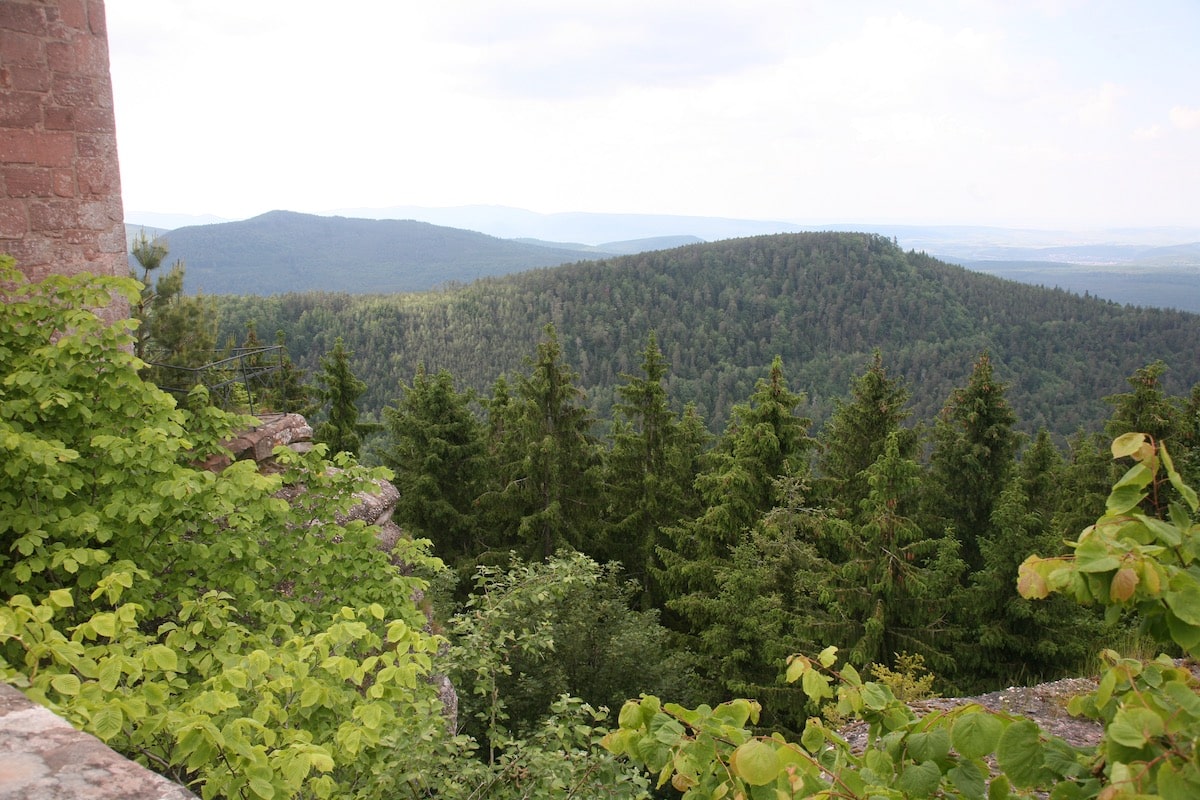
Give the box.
[146,345,286,417]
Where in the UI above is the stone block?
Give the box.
[0,199,30,237]
[8,65,53,92]
[0,30,45,65]
[0,2,48,36]
[3,166,52,197]
[0,92,42,128]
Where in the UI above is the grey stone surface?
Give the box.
[0,684,196,799]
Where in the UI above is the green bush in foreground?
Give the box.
[606,432,1200,799]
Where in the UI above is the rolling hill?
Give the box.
[213,232,1200,437]
[149,211,599,294]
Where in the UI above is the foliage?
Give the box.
[379,364,486,561]
[445,552,693,757]
[312,336,368,457]
[129,229,217,385]
[607,432,1200,800]
[0,261,646,799]
[926,352,1020,571]
[475,325,603,560]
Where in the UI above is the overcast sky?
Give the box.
[106,1,1200,230]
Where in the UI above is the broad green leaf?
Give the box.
[1108,706,1164,748]
[948,760,986,800]
[47,588,73,608]
[907,728,951,763]
[951,712,1003,759]
[91,705,123,741]
[785,654,810,684]
[147,644,177,672]
[1074,537,1121,573]
[1165,570,1200,625]
[817,645,838,668]
[996,720,1046,788]
[618,700,643,730]
[896,760,941,798]
[1111,432,1147,458]
[248,777,276,799]
[1161,445,1199,512]
[861,682,892,711]
[50,673,81,696]
[801,668,833,701]
[730,739,780,786]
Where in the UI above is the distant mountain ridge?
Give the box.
[149,211,601,294]
[128,206,1200,310]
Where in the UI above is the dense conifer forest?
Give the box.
[213,232,1200,436]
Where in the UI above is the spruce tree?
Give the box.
[478,326,602,559]
[817,350,915,517]
[660,356,814,636]
[925,352,1019,571]
[604,333,707,605]
[958,482,1095,690]
[380,364,486,559]
[313,337,367,458]
[829,432,962,673]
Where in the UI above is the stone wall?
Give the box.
[0,0,127,322]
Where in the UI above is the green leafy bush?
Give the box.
[0,259,646,799]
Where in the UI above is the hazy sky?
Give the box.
[106,1,1200,229]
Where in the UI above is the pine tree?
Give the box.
[313,337,367,458]
[925,352,1019,571]
[380,364,486,559]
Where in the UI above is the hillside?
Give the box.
[152,210,598,294]
[214,232,1200,436]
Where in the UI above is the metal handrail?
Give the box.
[146,345,286,417]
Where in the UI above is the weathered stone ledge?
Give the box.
[0,683,196,799]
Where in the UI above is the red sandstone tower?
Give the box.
[0,0,128,320]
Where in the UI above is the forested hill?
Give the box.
[154,210,599,294]
[214,232,1200,435]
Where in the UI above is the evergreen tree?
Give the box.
[925,352,1019,571]
[269,329,317,417]
[660,356,814,637]
[380,364,486,560]
[1104,361,1180,444]
[827,432,963,673]
[957,482,1095,690]
[1017,428,1066,525]
[817,350,915,516]
[1105,362,1187,515]
[1050,430,1119,541]
[603,333,707,605]
[478,326,602,559]
[313,337,367,458]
